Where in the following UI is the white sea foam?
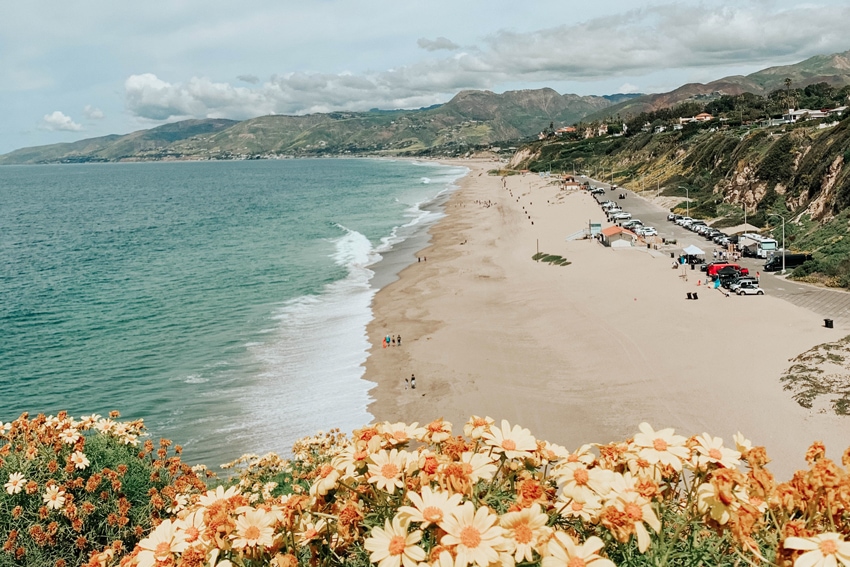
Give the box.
[241,227,376,455]
[234,162,469,456]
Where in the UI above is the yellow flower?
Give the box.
[696,482,745,525]
[441,502,504,567]
[5,472,25,495]
[310,463,341,496]
[692,433,741,470]
[419,419,453,444]
[553,462,614,501]
[556,493,603,523]
[784,533,850,567]
[296,517,328,545]
[59,428,81,444]
[70,450,90,470]
[232,508,276,549]
[463,416,494,439]
[733,432,752,454]
[421,550,462,567]
[459,452,498,483]
[499,503,551,563]
[541,532,615,567]
[43,485,66,510]
[175,510,207,546]
[364,516,426,567]
[368,449,409,494]
[398,485,464,528]
[632,422,689,471]
[379,422,426,446]
[198,485,242,507]
[611,492,661,552]
[483,420,536,460]
[136,519,188,567]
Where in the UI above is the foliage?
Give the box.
[534,253,571,266]
[0,412,207,567]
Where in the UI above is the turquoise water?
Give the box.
[0,159,467,466]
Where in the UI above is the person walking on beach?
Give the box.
[404,376,409,389]
[397,334,402,347]
[410,374,416,389]
[391,336,396,346]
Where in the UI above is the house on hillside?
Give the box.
[679,113,714,125]
[783,108,828,122]
[556,126,577,136]
[600,226,636,248]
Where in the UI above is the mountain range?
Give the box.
[2,48,850,165]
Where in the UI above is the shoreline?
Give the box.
[362,160,846,480]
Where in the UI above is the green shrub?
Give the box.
[0,412,207,566]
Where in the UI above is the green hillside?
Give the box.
[0,90,620,165]
[585,49,850,123]
[510,89,850,287]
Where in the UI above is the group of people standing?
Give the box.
[383,334,401,348]
[713,249,740,261]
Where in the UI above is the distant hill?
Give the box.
[585,48,850,122]
[0,119,238,164]
[0,90,628,165]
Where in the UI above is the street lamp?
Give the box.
[769,213,787,274]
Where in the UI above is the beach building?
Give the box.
[600,226,636,248]
[561,175,583,191]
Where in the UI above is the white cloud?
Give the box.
[120,2,850,122]
[42,111,83,131]
[417,37,460,51]
[83,105,104,120]
[237,74,260,84]
[618,83,639,94]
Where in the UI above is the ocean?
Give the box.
[0,158,468,467]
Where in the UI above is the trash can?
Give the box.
[690,263,695,270]
[670,252,675,258]
[825,319,834,328]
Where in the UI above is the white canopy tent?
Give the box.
[682,244,705,256]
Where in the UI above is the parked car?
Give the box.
[667,213,678,221]
[638,227,657,236]
[763,253,813,272]
[676,217,694,226]
[706,263,749,277]
[611,212,632,220]
[729,277,758,292]
[737,283,765,296]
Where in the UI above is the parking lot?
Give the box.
[586,178,850,325]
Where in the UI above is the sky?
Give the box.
[2,0,850,155]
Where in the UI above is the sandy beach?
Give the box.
[363,160,846,479]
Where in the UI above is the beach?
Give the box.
[363,159,846,479]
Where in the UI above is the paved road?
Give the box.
[583,176,850,327]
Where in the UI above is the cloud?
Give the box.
[618,83,639,94]
[237,74,260,84]
[417,37,460,52]
[123,2,850,122]
[83,105,105,120]
[42,111,83,131]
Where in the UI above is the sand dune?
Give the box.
[363,160,846,479]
